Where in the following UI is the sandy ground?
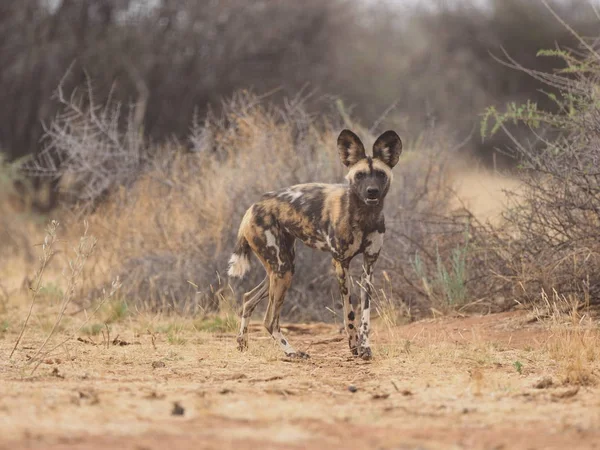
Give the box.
[1,310,599,450]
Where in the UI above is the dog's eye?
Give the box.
[355,172,366,180]
[375,171,387,179]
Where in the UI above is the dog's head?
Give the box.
[337,129,402,207]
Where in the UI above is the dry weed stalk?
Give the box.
[29,277,121,375]
[10,220,59,359]
[28,221,97,364]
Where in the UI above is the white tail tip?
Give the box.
[227,253,250,278]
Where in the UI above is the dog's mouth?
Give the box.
[365,198,380,206]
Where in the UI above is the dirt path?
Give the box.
[1,311,599,450]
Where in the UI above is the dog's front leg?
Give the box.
[358,254,377,360]
[333,259,358,355]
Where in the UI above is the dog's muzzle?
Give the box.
[365,187,380,205]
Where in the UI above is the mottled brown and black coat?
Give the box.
[228,129,402,360]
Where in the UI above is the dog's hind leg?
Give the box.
[237,276,269,351]
[263,271,307,358]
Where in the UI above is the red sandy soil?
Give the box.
[1,310,599,450]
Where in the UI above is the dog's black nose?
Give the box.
[366,187,379,198]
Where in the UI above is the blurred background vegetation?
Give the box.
[1,0,597,176]
[2,0,600,321]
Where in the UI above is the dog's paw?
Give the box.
[236,336,248,352]
[358,346,372,361]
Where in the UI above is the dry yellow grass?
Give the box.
[530,289,600,387]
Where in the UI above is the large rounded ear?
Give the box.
[337,129,366,167]
[373,130,402,168]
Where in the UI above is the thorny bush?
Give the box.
[482,33,600,306]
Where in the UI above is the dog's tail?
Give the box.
[227,209,253,278]
[227,236,251,278]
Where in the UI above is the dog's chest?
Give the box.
[325,228,363,261]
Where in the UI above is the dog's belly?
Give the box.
[292,228,364,261]
[284,227,329,252]
[301,235,330,252]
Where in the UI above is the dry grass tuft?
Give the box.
[534,289,600,387]
[548,323,599,387]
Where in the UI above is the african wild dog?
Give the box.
[227,129,402,360]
